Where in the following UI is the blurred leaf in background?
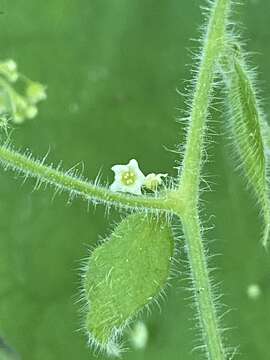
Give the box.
[0,0,269,359]
[0,336,20,360]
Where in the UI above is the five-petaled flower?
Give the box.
[110,159,145,195]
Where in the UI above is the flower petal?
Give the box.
[128,159,145,183]
[110,181,123,193]
[111,164,128,174]
[128,159,139,169]
[127,184,142,195]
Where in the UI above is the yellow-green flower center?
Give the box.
[121,171,136,186]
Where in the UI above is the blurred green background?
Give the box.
[0,0,270,359]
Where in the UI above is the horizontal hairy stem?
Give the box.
[0,143,174,213]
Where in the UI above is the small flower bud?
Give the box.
[130,321,148,350]
[247,284,261,300]
[144,173,167,191]
[26,82,47,104]
[12,95,29,123]
[0,59,18,82]
[25,105,38,119]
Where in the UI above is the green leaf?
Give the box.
[223,48,270,247]
[83,213,174,355]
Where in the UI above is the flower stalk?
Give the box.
[0,143,173,213]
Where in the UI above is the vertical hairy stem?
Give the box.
[181,212,226,359]
[179,0,230,199]
[177,0,231,359]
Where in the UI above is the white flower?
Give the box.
[110,159,145,195]
[144,173,167,191]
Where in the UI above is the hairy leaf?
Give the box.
[83,214,174,355]
[224,49,270,246]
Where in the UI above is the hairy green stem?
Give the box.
[0,144,173,212]
[182,211,226,359]
[178,0,231,359]
[179,0,230,203]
